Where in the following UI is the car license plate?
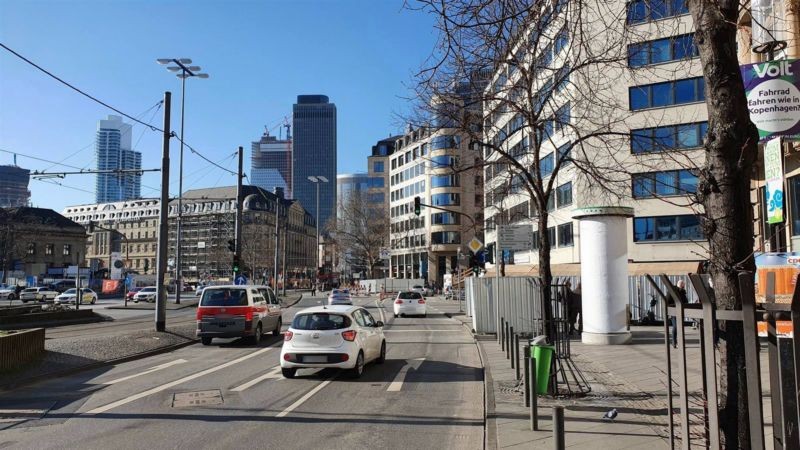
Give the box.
[304,355,327,363]
[215,321,234,327]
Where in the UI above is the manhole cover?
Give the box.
[172,390,223,407]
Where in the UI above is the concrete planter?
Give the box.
[0,309,95,328]
[0,328,45,371]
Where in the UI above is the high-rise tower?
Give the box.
[95,115,141,203]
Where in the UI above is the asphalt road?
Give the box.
[0,295,484,449]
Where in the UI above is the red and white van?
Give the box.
[196,285,282,345]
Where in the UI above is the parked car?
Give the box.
[54,288,98,305]
[0,285,19,300]
[393,291,426,318]
[410,285,431,296]
[196,285,282,346]
[126,286,143,301]
[280,304,386,379]
[133,286,158,303]
[195,285,205,297]
[20,287,59,303]
[327,289,352,305]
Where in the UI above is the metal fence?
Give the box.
[465,274,710,334]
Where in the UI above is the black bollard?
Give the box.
[515,334,521,380]
[530,356,538,431]
[523,345,531,407]
[553,406,565,450]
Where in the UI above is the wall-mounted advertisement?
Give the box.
[763,137,784,224]
[741,58,800,141]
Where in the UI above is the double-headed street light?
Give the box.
[307,176,328,270]
[156,58,208,305]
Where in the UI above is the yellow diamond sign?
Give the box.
[468,237,484,253]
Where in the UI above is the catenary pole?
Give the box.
[155,91,171,331]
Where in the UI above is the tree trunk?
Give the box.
[537,210,555,342]
[689,0,759,445]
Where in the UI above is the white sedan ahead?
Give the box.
[281,305,386,379]
[393,291,427,318]
[54,288,97,305]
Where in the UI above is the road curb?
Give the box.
[476,335,498,450]
[281,294,303,308]
[0,337,198,392]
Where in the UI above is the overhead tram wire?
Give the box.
[0,42,163,132]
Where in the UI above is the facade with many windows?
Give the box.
[482,0,709,275]
[388,127,484,285]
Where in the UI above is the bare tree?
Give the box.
[326,190,391,279]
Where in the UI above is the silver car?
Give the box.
[20,287,59,303]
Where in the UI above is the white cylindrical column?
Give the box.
[573,207,634,345]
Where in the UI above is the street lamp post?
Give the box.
[156,58,208,305]
[307,175,328,272]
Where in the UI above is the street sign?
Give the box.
[379,248,390,260]
[468,237,484,253]
[497,225,534,251]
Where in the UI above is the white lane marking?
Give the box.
[103,359,188,385]
[231,366,283,391]
[0,409,45,415]
[374,300,386,323]
[276,376,336,417]
[86,347,273,414]
[384,329,464,332]
[387,358,425,392]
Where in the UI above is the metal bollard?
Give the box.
[523,345,531,407]
[553,406,565,450]
[505,321,511,359]
[514,334,521,380]
[510,327,515,368]
[530,356,538,430]
[500,318,505,348]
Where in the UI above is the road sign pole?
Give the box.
[495,227,501,337]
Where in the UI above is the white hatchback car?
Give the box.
[393,291,427,318]
[281,305,385,379]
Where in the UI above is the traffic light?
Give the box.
[232,254,240,274]
[414,196,421,216]
[227,239,236,253]
[485,245,494,264]
[87,220,95,233]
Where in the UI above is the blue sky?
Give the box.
[0,0,437,211]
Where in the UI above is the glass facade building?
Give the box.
[0,165,31,207]
[95,115,141,203]
[292,95,337,230]
[251,132,293,197]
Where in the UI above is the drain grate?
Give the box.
[172,390,223,407]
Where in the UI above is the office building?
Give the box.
[388,126,484,286]
[95,115,142,203]
[251,131,293,198]
[292,95,337,231]
[482,0,708,276]
[0,165,31,207]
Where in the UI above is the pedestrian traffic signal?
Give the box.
[227,239,236,252]
[414,196,421,216]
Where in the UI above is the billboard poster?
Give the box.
[741,58,800,141]
[763,137,784,224]
[755,252,795,336]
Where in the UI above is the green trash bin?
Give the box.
[530,344,555,394]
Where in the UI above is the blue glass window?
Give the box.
[557,143,572,166]
[650,39,671,63]
[373,161,384,173]
[656,216,678,240]
[629,87,649,110]
[431,174,459,188]
[540,152,555,177]
[629,77,705,110]
[430,135,460,150]
[630,121,707,153]
[431,231,461,244]
[431,155,458,167]
[556,182,573,207]
[654,126,675,150]
[627,0,648,23]
[632,170,697,198]
[431,193,460,206]
[627,0,689,24]
[431,212,460,225]
[651,82,672,107]
[628,43,649,67]
[634,217,655,241]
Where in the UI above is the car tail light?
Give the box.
[340,354,349,362]
[283,353,294,361]
[245,307,254,322]
[418,298,426,304]
[284,330,293,341]
[395,299,403,304]
[342,330,357,341]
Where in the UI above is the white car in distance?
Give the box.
[327,289,352,305]
[410,285,431,296]
[134,286,158,303]
[393,291,427,318]
[20,287,59,303]
[54,288,98,305]
[280,305,386,379]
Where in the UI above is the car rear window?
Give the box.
[398,292,422,299]
[200,288,248,306]
[292,313,351,330]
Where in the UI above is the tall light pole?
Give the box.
[307,175,328,270]
[156,58,208,305]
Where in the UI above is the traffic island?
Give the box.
[0,308,105,331]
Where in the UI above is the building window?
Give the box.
[27,242,35,256]
[431,212,460,225]
[627,0,689,24]
[431,193,460,206]
[431,155,458,168]
[540,152,555,177]
[556,143,572,166]
[633,215,703,241]
[555,103,571,132]
[430,135,460,150]
[63,244,72,256]
[631,122,708,153]
[431,231,461,245]
[431,174,460,188]
[632,169,698,198]
[45,244,54,255]
[629,77,705,110]
[556,182,573,207]
[628,34,698,67]
[373,161,384,173]
[557,222,574,247]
